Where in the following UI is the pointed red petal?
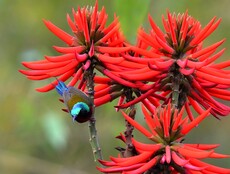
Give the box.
[121,111,152,137]
[181,108,211,135]
[43,20,73,45]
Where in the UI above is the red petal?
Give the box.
[116,152,153,167]
[211,60,230,69]
[163,105,170,138]
[148,14,165,42]
[27,74,50,80]
[154,59,174,69]
[138,28,160,49]
[75,53,88,62]
[185,101,194,121]
[45,53,75,62]
[132,138,162,152]
[100,21,120,43]
[172,151,189,166]
[124,156,158,174]
[66,14,77,31]
[22,60,69,70]
[202,48,225,63]
[96,54,124,64]
[141,99,157,114]
[176,146,213,159]
[172,107,184,131]
[95,85,113,98]
[35,70,74,92]
[165,145,171,164]
[191,39,225,59]
[117,88,156,109]
[184,163,206,171]
[185,144,220,150]
[95,46,130,54]
[120,69,161,81]
[141,104,157,135]
[90,0,98,32]
[116,96,125,112]
[123,54,160,64]
[82,10,90,43]
[190,17,217,45]
[189,158,230,173]
[209,152,230,158]
[97,7,107,31]
[47,60,79,76]
[43,20,73,45]
[19,69,51,76]
[155,35,174,54]
[94,94,111,107]
[93,76,111,84]
[195,70,230,85]
[67,68,83,86]
[82,60,91,70]
[53,46,85,54]
[177,59,188,69]
[198,18,221,44]
[199,66,229,79]
[181,108,210,135]
[102,16,118,34]
[96,163,143,173]
[208,91,230,100]
[121,111,152,137]
[98,159,116,166]
[167,11,177,45]
[118,61,146,69]
[130,46,161,58]
[187,59,209,69]
[179,68,195,76]
[96,66,138,88]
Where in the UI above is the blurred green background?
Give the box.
[1,0,230,173]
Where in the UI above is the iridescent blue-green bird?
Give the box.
[55,80,93,123]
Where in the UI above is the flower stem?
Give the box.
[88,117,102,161]
[123,88,136,157]
[171,74,181,109]
[84,66,103,162]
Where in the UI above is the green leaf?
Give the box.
[114,0,151,43]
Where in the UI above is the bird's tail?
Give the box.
[55,80,68,96]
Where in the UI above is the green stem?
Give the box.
[84,66,103,162]
[88,117,102,161]
[171,74,181,109]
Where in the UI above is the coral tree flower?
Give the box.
[118,11,230,118]
[19,0,128,94]
[97,104,230,173]
[19,0,161,108]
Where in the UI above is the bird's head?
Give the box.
[71,102,90,121]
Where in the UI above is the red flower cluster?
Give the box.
[19,2,230,117]
[19,0,131,106]
[19,1,164,108]
[117,11,230,118]
[97,104,230,173]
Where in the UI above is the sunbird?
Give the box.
[55,80,93,123]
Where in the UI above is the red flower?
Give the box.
[117,11,230,117]
[97,104,230,173]
[19,0,128,93]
